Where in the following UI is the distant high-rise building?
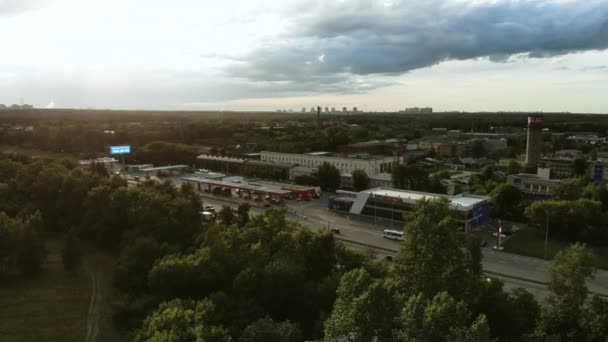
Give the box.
[353,107,358,113]
[342,107,347,112]
[310,107,316,113]
[331,107,336,113]
[525,115,544,165]
[301,107,306,113]
[325,107,329,113]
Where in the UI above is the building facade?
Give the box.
[329,187,491,232]
[260,151,401,178]
[537,158,575,179]
[507,173,562,199]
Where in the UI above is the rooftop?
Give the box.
[141,165,190,172]
[364,187,489,211]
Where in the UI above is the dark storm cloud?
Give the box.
[224,0,608,91]
[0,0,49,16]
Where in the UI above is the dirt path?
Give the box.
[83,257,102,342]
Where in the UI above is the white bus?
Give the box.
[383,229,405,241]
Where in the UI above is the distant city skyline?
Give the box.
[1,0,607,113]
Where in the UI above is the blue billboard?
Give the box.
[110,145,131,155]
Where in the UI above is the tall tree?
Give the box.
[580,295,608,340]
[392,198,479,303]
[236,202,251,227]
[135,299,232,342]
[317,162,341,192]
[536,243,597,340]
[324,269,397,342]
[218,205,235,225]
[239,317,302,342]
[490,184,525,220]
[396,292,490,342]
[16,212,46,277]
[351,169,370,192]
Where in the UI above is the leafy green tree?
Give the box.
[427,174,447,194]
[573,158,589,177]
[582,181,608,210]
[392,163,429,191]
[218,205,235,225]
[475,279,539,340]
[135,298,232,342]
[236,203,250,227]
[490,184,525,220]
[62,233,83,273]
[396,292,490,342]
[580,295,608,340]
[552,177,588,200]
[392,198,479,303]
[525,199,607,243]
[507,160,521,175]
[0,212,19,276]
[293,175,319,187]
[16,212,46,277]
[317,162,341,191]
[239,317,302,342]
[351,169,369,192]
[467,235,483,276]
[324,269,397,342]
[536,243,597,340]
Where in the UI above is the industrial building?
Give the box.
[328,188,491,232]
[196,154,291,180]
[507,173,562,199]
[525,115,544,165]
[181,177,320,200]
[260,151,401,178]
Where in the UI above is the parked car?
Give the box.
[330,227,340,234]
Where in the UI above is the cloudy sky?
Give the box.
[1,0,607,112]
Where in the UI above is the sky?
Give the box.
[1,0,608,113]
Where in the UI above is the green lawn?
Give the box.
[0,239,90,342]
[502,228,608,270]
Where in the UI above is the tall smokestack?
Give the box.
[525,114,543,165]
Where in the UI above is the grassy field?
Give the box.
[0,238,89,342]
[503,228,608,270]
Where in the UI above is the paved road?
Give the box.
[199,192,608,298]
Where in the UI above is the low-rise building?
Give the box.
[537,158,575,179]
[507,173,562,199]
[260,151,400,178]
[196,154,291,180]
[328,187,491,232]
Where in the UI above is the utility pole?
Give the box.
[544,209,550,259]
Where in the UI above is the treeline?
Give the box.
[526,177,608,245]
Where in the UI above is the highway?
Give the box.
[197,191,608,299]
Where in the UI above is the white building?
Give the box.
[260,151,401,179]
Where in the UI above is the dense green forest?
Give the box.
[2,109,608,162]
[1,151,607,341]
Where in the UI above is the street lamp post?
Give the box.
[373,194,377,227]
[544,209,549,259]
